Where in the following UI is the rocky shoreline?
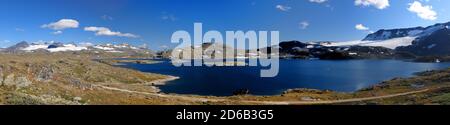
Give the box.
[145,75,180,86]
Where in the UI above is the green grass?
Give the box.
[432,93,450,105]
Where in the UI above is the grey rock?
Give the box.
[3,74,32,89]
[15,77,32,88]
[73,97,82,101]
[67,78,93,90]
[36,66,54,82]
[3,74,16,86]
[0,66,3,86]
[300,96,314,101]
[0,72,3,86]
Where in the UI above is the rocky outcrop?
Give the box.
[66,77,94,90]
[36,65,55,82]
[15,77,32,88]
[2,74,32,89]
[5,93,83,105]
[0,65,3,86]
[3,74,15,86]
[283,88,332,95]
[0,76,3,86]
[232,89,251,95]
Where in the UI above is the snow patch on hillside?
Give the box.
[427,44,436,49]
[47,44,87,52]
[360,37,416,49]
[324,37,416,49]
[93,46,114,50]
[408,29,423,36]
[23,44,49,51]
[322,40,367,47]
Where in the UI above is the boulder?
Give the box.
[3,74,32,89]
[73,97,82,102]
[15,77,32,88]
[3,74,16,86]
[0,72,3,86]
[232,89,250,96]
[0,66,3,86]
[36,66,54,82]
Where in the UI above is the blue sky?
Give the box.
[0,0,449,50]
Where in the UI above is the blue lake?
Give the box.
[121,59,450,96]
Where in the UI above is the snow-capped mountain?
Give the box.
[397,26,450,56]
[1,41,148,54]
[91,43,144,53]
[3,41,30,53]
[271,40,395,59]
[322,37,416,49]
[323,22,450,55]
[363,22,450,41]
[23,42,87,52]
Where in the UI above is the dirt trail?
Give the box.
[93,84,430,105]
[242,89,430,105]
[92,84,226,103]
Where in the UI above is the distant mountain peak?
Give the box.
[363,21,450,41]
[4,41,29,53]
[397,27,450,56]
[0,42,150,53]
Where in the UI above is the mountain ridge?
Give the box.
[363,21,450,41]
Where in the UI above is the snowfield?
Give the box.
[323,37,416,49]
[47,44,87,52]
[93,46,115,51]
[22,44,87,52]
[22,44,49,51]
[359,37,416,49]
[19,42,144,53]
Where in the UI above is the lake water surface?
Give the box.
[121,59,450,96]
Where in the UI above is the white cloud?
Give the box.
[84,26,139,38]
[355,0,390,9]
[276,5,291,12]
[101,15,113,21]
[161,15,177,21]
[309,0,327,3]
[299,21,310,29]
[355,24,370,30]
[41,19,79,30]
[161,12,178,21]
[408,1,437,21]
[52,31,63,35]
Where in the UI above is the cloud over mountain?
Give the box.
[408,1,437,21]
[84,26,139,38]
[355,24,370,31]
[41,19,79,30]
